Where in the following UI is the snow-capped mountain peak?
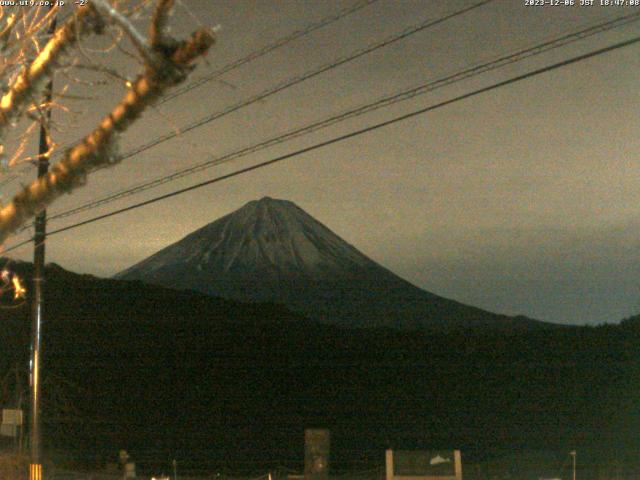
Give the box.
[116,197,546,331]
[118,197,372,281]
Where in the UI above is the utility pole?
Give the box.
[30,7,56,480]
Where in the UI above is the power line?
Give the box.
[2,32,635,253]
[0,8,94,190]
[34,11,640,225]
[114,0,493,162]
[0,0,381,190]
[3,0,479,191]
[159,0,382,105]
[0,0,492,199]
[7,0,495,222]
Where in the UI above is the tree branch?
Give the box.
[0,6,104,144]
[91,0,161,70]
[0,5,215,245]
[149,0,175,47]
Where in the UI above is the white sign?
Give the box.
[386,450,463,480]
[0,423,18,438]
[2,409,23,425]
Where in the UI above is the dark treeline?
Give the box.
[0,261,638,477]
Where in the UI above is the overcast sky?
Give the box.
[2,0,640,325]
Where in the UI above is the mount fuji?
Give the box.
[116,197,547,330]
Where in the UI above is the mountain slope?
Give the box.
[116,197,548,330]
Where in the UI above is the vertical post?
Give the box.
[385,450,393,480]
[453,450,462,480]
[304,429,330,480]
[119,450,129,480]
[19,390,24,454]
[30,7,56,480]
[570,450,576,480]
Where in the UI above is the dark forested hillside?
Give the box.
[0,261,638,476]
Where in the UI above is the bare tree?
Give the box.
[0,4,213,468]
[0,0,215,245]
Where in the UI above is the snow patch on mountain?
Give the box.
[117,197,374,281]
